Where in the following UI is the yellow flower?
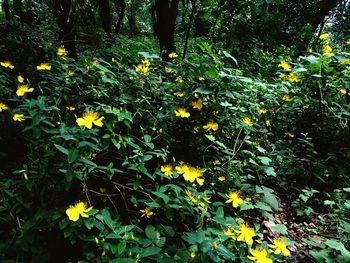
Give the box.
[176,164,205,186]
[278,61,291,71]
[218,176,225,181]
[37,63,51,70]
[165,67,173,74]
[66,106,76,111]
[13,114,25,122]
[256,239,263,244]
[340,88,347,95]
[199,76,205,81]
[319,33,328,40]
[203,196,211,203]
[288,72,300,82]
[258,108,267,115]
[57,46,68,56]
[141,59,150,67]
[175,108,190,118]
[176,77,184,83]
[17,75,24,83]
[0,102,9,112]
[285,132,294,138]
[190,252,196,258]
[161,164,173,177]
[16,84,34,96]
[1,61,14,69]
[169,52,178,59]
[76,112,104,129]
[224,228,236,238]
[191,100,203,110]
[135,63,150,75]
[140,208,153,218]
[66,202,92,222]
[265,120,271,127]
[184,189,197,203]
[173,91,184,97]
[347,39,350,45]
[214,160,221,165]
[242,117,253,127]
[225,191,244,208]
[91,60,98,66]
[140,78,145,85]
[268,238,291,256]
[282,95,292,102]
[340,58,350,64]
[323,45,333,56]
[203,121,219,131]
[212,242,218,250]
[247,248,273,263]
[235,224,255,245]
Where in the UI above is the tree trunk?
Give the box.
[128,2,137,35]
[115,0,126,35]
[153,0,179,60]
[2,0,11,21]
[13,0,22,16]
[98,0,112,37]
[53,0,77,59]
[183,0,197,59]
[305,0,341,31]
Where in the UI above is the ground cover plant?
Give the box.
[1,1,350,262]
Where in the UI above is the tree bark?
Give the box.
[128,2,137,35]
[115,0,126,35]
[97,0,112,37]
[183,0,196,59]
[53,0,77,59]
[153,0,179,60]
[2,0,11,21]
[13,0,22,16]
[305,0,342,31]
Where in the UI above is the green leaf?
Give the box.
[145,225,157,239]
[240,203,254,211]
[118,241,127,255]
[139,247,162,258]
[182,230,206,244]
[258,156,272,165]
[144,135,152,143]
[325,239,350,260]
[264,167,276,177]
[222,50,238,65]
[54,144,69,155]
[255,202,272,211]
[110,259,136,263]
[263,193,279,211]
[271,224,288,235]
[193,87,212,94]
[152,191,170,204]
[68,149,79,164]
[217,244,235,259]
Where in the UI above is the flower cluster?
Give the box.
[1,61,14,69]
[135,59,150,75]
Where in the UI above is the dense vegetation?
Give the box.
[1,0,350,262]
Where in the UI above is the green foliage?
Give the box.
[1,33,350,262]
